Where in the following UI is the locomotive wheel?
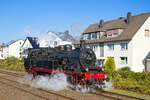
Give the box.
[70,74,90,90]
[31,72,38,79]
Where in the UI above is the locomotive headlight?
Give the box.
[104,74,107,79]
[85,68,89,72]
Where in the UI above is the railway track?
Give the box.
[0,69,145,100]
[0,77,52,100]
[0,70,74,100]
[0,77,75,100]
[0,69,24,77]
[91,91,144,100]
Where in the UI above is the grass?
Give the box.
[105,88,150,100]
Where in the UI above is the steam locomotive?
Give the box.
[24,44,108,89]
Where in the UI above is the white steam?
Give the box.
[32,73,70,91]
[19,73,70,91]
[103,80,113,91]
[19,73,113,93]
[75,85,96,93]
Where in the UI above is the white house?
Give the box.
[0,44,8,59]
[21,37,39,58]
[0,34,73,59]
[0,37,39,59]
[8,39,24,58]
[82,12,150,72]
[39,31,72,48]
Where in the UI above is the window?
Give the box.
[82,34,86,40]
[120,43,128,50]
[86,45,90,48]
[19,48,22,51]
[113,33,118,35]
[91,45,97,51]
[97,32,101,39]
[107,44,114,50]
[0,48,3,52]
[100,44,104,57]
[145,29,150,37]
[91,33,97,39]
[54,41,57,46]
[97,59,105,67]
[107,32,112,36]
[83,33,91,40]
[87,34,91,40]
[120,57,128,64]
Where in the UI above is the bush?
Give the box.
[104,57,116,75]
[118,67,130,72]
[112,67,150,95]
[0,57,25,71]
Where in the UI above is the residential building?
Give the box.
[0,35,73,59]
[82,12,150,72]
[144,52,150,71]
[0,44,8,59]
[8,39,24,58]
[39,31,72,48]
[21,37,39,58]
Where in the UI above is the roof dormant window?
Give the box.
[113,33,118,36]
[107,44,114,50]
[83,33,91,40]
[145,29,150,37]
[120,43,128,50]
[91,33,97,39]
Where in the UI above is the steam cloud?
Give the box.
[19,72,113,93]
[19,72,70,91]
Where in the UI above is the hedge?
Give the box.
[0,57,25,71]
[111,67,150,94]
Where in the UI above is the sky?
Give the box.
[0,0,150,43]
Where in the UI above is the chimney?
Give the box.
[126,12,132,24]
[98,19,104,28]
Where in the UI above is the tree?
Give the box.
[104,57,116,75]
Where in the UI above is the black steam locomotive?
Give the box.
[24,44,108,88]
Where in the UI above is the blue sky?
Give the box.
[0,0,150,43]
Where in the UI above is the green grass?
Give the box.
[105,89,150,100]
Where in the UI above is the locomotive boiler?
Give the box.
[24,45,108,88]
